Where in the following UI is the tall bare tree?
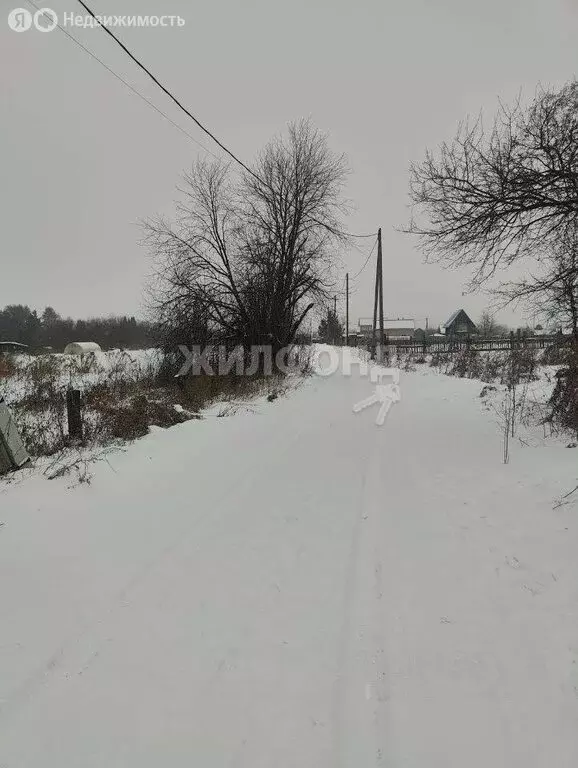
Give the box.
[408,81,578,288]
[407,80,578,437]
[144,120,349,355]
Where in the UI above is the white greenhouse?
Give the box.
[63,341,102,356]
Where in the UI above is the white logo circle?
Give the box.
[8,8,32,31]
[33,7,57,31]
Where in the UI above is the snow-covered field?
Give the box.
[1,350,577,766]
[1,348,163,406]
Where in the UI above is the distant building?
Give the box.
[440,309,477,337]
[358,318,415,341]
[358,320,373,336]
[383,318,415,340]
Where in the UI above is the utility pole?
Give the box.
[377,228,384,358]
[371,238,379,359]
[345,273,349,346]
[327,295,341,344]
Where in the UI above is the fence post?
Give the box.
[67,388,83,441]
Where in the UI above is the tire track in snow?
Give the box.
[331,424,390,767]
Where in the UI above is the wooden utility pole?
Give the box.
[372,228,385,360]
[333,295,337,316]
[345,273,349,346]
[377,228,384,357]
[372,239,379,358]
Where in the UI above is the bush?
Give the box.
[450,348,483,379]
[542,342,572,366]
[0,352,17,379]
[89,393,192,441]
[547,348,578,438]
[429,352,451,372]
[505,346,538,385]
[4,348,293,459]
[481,354,504,382]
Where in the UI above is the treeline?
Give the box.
[0,305,154,350]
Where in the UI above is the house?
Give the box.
[357,318,415,341]
[383,318,415,340]
[440,309,477,337]
[64,341,102,355]
[358,320,373,337]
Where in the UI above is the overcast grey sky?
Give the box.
[2,0,577,328]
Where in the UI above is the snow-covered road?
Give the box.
[1,358,577,767]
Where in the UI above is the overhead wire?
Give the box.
[25,0,222,161]
[349,235,378,282]
[70,0,375,240]
[74,0,264,181]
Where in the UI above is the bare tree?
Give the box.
[496,223,578,342]
[144,120,349,356]
[478,309,508,338]
[408,80,578,439]
[493,221,578,439]
[408,81,578,288]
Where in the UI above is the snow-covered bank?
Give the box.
[1,358,577,766]
[0,347,286,462]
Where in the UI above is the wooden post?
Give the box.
[67,388,83,441]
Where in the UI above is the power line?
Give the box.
[73,0,374,241]
[75,0,261,181]
[25,0,221,161]
[333,281,359,299]
[349,236,378,281]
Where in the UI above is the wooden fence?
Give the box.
[358,334,572,355]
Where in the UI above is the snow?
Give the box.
[1,348,163,406]
[1,350,577,766]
